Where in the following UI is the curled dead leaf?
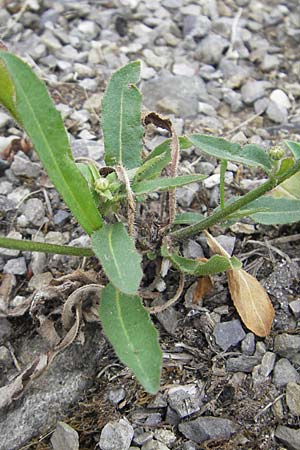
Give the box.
[227,268,274,337]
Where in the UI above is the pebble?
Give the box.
[289,299,300,319]
[203,172,233,189]
[167,383,205,418]
[213,320,246,352]
[99,418,134,450]
[266,101,288,123]
[3,257,27,276]
[50,422,79,450]
[286,382,300,416]
[22,198,46,227]
[241,80,268,104]
[176,183,200,207]
[273,358,300,387]
[275,425,300,450]
[107,387,126,406]
[226,355,260,373]
[183,240,204,259]
[141,441,170,450]
[261,54,280,72]
[11,152,40,178]
[28,272,53,291]
[274,333,300,359]
[0,318,13,343]
[7,187,30,204]
[153,429,176,447]
[215,235,236,256]
[134,431,153,446]
[179,417,239,444]
[259,351,276,377]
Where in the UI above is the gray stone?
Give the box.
[182,443,197,450]
[70,139,104,163]
[7,187,30,205]
[241,81,267,104]
[142,441,170,450]
[142,75,207,118]
[223,89,243,112]
[215,235,236,256]
[0,318,13,344]
[162,0,182,8]
[289,299,300,319]
[179,417,239,444]
[195,161,215,176]
[176,183,200,207]
[266,101,288,123]
[28,272,53,291]
[22,198,46,227]
[99,418,134,450]
[0,181,13,195]
[183,15,211,39]
[183,240,204,259]
[167,383,205,418]
[108,387,126,405]
[11,152,40,178]
[157,305,179,336]
[213,320,246,352]
[195,33,229,64]
[274,333,300,359]
[0,324,106,450]
[226,355,260,373]
[153,429,176,446]
[254,97,269,114]
[53,210,70,226]
[259,352,276,377]
[203,172,233,189]
[3,257,27,276]
[261,54,280,72]
[286,382,300,416]
[273,358,300,387]
[50,422,79,450]
[241,333,255,355]
[275,425,300,450]
[31,251,47,276]
[134,431,153,446]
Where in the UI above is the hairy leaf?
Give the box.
[132,174,206,195]
[245,197,300,224]
[272,172,300,200]
[0,52,102,235]
[100,283,162,394]
[188,134,272,171]
[144,136,191,163]
[227,269,274,337]
[102,61,143,169]
[162,245,241,275]
[285,140,300,160]
[133,152,171,182]
[91,223,142,294]
[174,212,205,225]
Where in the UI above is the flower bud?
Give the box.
[268,146,285,161]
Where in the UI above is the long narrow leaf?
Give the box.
[132,174,206,195]
[188,134,272,171]
[0,52,102,235]
[285,140,300,160]
[91,223,142,295]
[100,283,162,394]
[102,61,143,169]
[246,197,300,224]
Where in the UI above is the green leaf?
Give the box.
[91,223,142,294]
[174,212,205,225]
[133,152,171,182]
[102,61,143,169]
[246,197,300,224]
[132,174,206,195]
[285,140,300,160]
[100,283,162,394]
[272,172,300,199]
[0,51,102,235]
[161,245,241,275]
[188,134,272,171]
[143,136,191,163]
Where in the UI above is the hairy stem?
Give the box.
[170,161,300,240]
[0,236,94,256]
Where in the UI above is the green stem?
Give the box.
[0,236,94,257]
[170,160,300,240]
[220,159,227,209]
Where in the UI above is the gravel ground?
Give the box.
[1,0,300,449]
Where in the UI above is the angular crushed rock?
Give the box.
[179,416,239,444]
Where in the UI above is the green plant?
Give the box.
[0,51,300,393]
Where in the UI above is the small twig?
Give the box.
[7,341,22,372]
[268,233,300,245]
[225,110,264,137]
[254,393,285,421]
[147,272,185,314]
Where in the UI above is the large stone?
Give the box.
[275,425,300,450]
[179,417,239,444]
[274,333,300,359]
[273,358,300,387]
[213,320,246,352]
[50,422,79,450]
[99,418,134,450]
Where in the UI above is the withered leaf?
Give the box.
[193,276,213,304]
[204,230,231,258]
[227,268,274,337]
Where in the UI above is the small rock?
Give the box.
[241,81,267,104]
[157,305,179,335]
[99,418,134,450]
[134,431,153,446]
[266,101,288,123]
[141,440,170,450]
[7,187,30,204]
[167,383,205,418]
[259,351,276,377]
[50,422,79,450]
[275,425,300,450]
[3,257,27,275]
[179,417,239,444]
[182,442,197,450]
[270,89,291,109]
[84,93,102,112]
[154,429,176,446]
[0,318,13,343]
[22,198,46,227]
[195,161,215,176]
[213,320,246,351]
[162,0,182,8]
[215,235,236,256]
[11,152,40,178]
[289,299,300,319]
[241,333,256,355]
[273,358,300,387]
[176,183,200,207]
[28,272,53,291]
[286,382,300,416]
[226,355,260,373]
[198,101,216,116]
[108,387,126,405]
[183,240,204,259]
[0,181,13,195]
[254,97,269,114]
[261,54,280,72]
[172,63,195,77]
[53,210,70,226]
[203,172,233,189]
[274,333,300,358]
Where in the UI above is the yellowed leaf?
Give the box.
[227,269,274,337]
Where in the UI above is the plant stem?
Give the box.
[170,161,300,240]
[0,236,94,257]
[220,159,227,209]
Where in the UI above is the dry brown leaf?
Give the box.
[227,268,274,337]
[193,276,213,304]
[204,230,231,258]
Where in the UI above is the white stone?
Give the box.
[203,172,233,189]
[270,89,291,109]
